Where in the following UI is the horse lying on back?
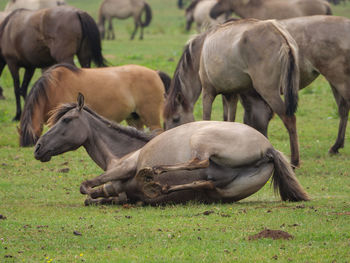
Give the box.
[19,64,171,147]
[34,94,309,206]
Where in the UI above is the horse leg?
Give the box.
[329,84,350,154]
[153,157,210,175]
[126,116,144,130]
[80,154,138,195]
[88,181,124,199]
[7,61,22,121]
[140,24,144,40]
[240,90,274,137]
[202,87,216,120]
[0,59,7,99]
[107,18,115,40]
[222,93,238,122]
[130,19,139,40]
[163,181,215,194]
[84,196,125,206]
[20,68,35,99]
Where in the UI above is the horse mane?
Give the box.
[186,0,201,13]
[48,103,155,142]
[19,63,81,146]
[163,33,206,118]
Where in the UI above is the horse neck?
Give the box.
[83,115,149,171]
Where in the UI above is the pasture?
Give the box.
[0,0,349,262]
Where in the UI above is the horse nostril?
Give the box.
[35,143,41,153]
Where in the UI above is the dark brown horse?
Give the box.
[0,6,106,121]
[34,95,309,205]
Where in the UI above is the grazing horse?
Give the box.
[0,7,105,121]
[185,0,230,32]
[19,64,170,147]
[4,0,66,12]
[164,19,301,167]
[98,0,152,40]
[34,94,309,205]
[210,0,332,20]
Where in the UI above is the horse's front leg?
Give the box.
[21,68,35,99]
[80,154,138,194]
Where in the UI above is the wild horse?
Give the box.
[19,64,169,147]
[164,19,301,167]
[98,0,152,40]
[210,0,332,20]
[0,6,106,121]
[34,94,309,205]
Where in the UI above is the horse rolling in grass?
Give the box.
[210,0,332,20]
[0,6,106,121]
[19,64,170,147]
[164,19,301,167]
[98,0,152,40]
[34,94,309,206]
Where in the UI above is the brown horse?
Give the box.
[34,94,309,205]
[164,19,301,167]
[210,0,332,20]
[98,0,152,40]
[19,64,170,147]
[0,6,106,121]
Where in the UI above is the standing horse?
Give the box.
[34,95,309,205]
[164,19,301,167]
[19,64,170,147]
[0,6,106,121]
[98,0,152,40]
[4,0,66,12]
[210,0,332,20]
[185,0,230,32]
[237,16,350,154]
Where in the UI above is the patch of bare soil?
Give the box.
[248,229,293,240]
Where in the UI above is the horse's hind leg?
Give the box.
[329,84,349,154]
[107,18,115,40]
[163,180,215,194]
[130,18,139,40]
[7,61,22,121]
[153,157,210,175]
[222,93,238,122]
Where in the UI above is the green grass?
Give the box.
[0,0,350,262]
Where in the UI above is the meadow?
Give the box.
[0,0,349,262]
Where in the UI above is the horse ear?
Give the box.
[77,93,84,111]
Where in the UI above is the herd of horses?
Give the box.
[0,0,349,206]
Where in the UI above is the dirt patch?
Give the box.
[0,214,7,220]
[248,229,293,240]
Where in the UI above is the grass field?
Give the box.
[0,0,350,262]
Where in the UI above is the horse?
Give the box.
[19,64,170,147]
[210,0,332,20]
[236,16,350,155]
[185,0,231,32]
[4,0,66,12]
[0,6,106,121]
[164,19,301,167]
[34,94,309,206]
[98,0,152,40]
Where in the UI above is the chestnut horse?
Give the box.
[34,95,309,205]
[0,6,105,121]
[98,0,152,40]
[164,19,301,167]
[210,0,332,20]
[19,64,170,147]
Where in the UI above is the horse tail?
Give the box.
[326,4,333,15]
[140,2,152,27]
[157,71,172,94]
[0,9,20,39]
[268,149,309,201]
[270,20,299,116]
[77,11,106,67]
[19,76,49,147]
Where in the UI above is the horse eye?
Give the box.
[62,118,72,124]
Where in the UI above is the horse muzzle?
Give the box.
[34,143,52,162]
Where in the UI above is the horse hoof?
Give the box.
[84,197,94,206]
[136,167,154,182]
[12,116,20,122]
[80,183,90,195]
[143,182,162,199]
[329,148,339,155]
[152,166,165,175]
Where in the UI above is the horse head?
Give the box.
[34,93,90,162]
